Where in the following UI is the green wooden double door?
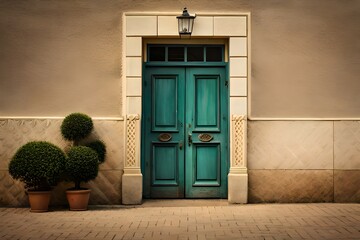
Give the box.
[142,66,229,198]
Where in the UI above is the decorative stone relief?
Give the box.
[231,115,247,168]
[125,114,140,168]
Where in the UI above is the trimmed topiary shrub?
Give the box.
[86,140,106,163]
[65,146,99,190]
[61,113,93,144]
[9,141,66,191]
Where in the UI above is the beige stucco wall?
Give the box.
[0,0,359,117]
[250,0,360,118]
[0,1,123,117]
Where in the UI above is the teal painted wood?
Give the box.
[142,66,228,199]
[185,67,228,198]
[152,144,178,185]
[142,67,185,198]
[195,78,218,127]
[152,76,178,131]
[194,145,220,183]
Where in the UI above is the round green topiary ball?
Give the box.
[65,146,99,188]
[9,141,66,190]
[86,140,106,163]
[61,113,93,142]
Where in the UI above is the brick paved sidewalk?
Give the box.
[0,201,359,240]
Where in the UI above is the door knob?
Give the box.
[188,133,192,146]
[179,141,183,150]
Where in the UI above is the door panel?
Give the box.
[152,77,178,131]
[143,68,185,198]
[185,68,228,198]
[195,77,220,131]
[193,144,220,186]
[152,144,179,186]
[143,66,228,199]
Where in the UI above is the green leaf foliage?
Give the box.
[61,113,93,142]
[65,146,99,189]
[86,140,106,163]
[8,141,66,191]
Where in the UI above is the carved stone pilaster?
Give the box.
[228,114,248,203]
[230,115,247,173]
[122,114,142,204]
[125,114,140,169]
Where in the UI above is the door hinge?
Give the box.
[225,80,229,87]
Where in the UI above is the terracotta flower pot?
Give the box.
[27,191,51,213]
[66,189,91,211]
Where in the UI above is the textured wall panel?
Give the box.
[334,121,360,170]
[92,120,124,170]
[249,170,333,203]
[0,119,68,170]
[0,171,27,206]
[0,119,124,206]
[51,170,122,206]
[1,170,122,206]
[334,170,360,203]
[248,121,333,169]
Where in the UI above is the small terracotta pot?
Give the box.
[66,189,91,211]
[27,191,51,213]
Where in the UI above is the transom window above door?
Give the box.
[147,45,224,62]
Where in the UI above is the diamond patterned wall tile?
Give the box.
[90,120,124,170]
[334,170,360,203]
[0,119,124,171]
[0,119,68,170]
[0,119,124,206]
[0,171,27,206]
[51,170,122,206]
[88,170,122,204]
[249,170,333,203]
[248,121,333,169]
[334,121,360,169]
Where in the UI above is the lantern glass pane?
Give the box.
[189,19,194,33]
[183,18,190,33]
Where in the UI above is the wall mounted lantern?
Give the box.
[177,8,196,37]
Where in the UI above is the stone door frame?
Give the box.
[121,12,250,204]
